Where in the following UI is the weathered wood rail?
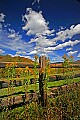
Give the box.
[0,82,80,112]
[0,62,80,68]
[0,56,80,109]
[49,82,80,98]
[0,92,38,111]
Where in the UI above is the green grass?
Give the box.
[0,83,39,98]
[0,77,80,98]
[0,75,39,82]
[50,69,80,76]
[0,83,80,120]
[0,69,80,81]
[47,77,80,88]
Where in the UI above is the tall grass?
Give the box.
[0,55,80,120]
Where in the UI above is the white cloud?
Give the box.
[7,29,21,39]
[54,24,80,42]
[77,53,80,58]
[8,53,32,60]
[29,36,55,47]
[0,37,33,52]
[22,8,80,57]
[67,50,78,56]
[0,14,34,55]
[29,50,37,55]
[45,40,80,51]
[16,51,27,55]
[28,33,56,55]
[0,49,5,54]
[29,35,56,55]
[0,29,33,53]
[0,13,5,32]
[22,8,54,36]
[24,56,32,59]
[8,33,16,38]
[21,8,56,55]
[66,47,72,51]
[0,12,34,56]
[0,13,5,22]
[8,54,14,57]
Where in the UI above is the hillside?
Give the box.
[0,55,34,64]
[50,60,80,68]
[75,60,80,63]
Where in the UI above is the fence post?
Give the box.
[38,56,46,106]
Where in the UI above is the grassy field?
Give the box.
[0,78,80,120]
[0,66,80,119]
[0,77,80,98]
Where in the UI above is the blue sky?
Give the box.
[0,0,80,62]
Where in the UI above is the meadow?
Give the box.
[0,55,80,120]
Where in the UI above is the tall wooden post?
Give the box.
[39,56,46,106]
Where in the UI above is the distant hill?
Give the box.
[75,60,80,63]
[0,55,34,64]
[50,60,80,68]
[50,62,62,68]
[0,55,80,68]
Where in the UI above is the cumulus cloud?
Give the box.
[29,36,56,55]
[45,40,80,51]
[22,8,54,36]
[22,8,80,57]
[67,50,78,56]
[29,35,55,47]
[1,9,80,61]
[77,53,80,58]
[54,24,80,42]
[29,35,56,55]
[22,8,56,55]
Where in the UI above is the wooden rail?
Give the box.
[0,62,80,68]
[0,82,80,112]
